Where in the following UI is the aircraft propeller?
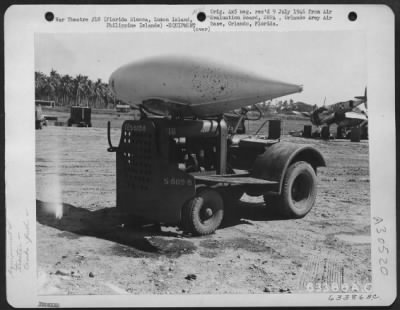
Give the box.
[354,87,367,109]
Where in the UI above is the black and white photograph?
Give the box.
[5,5,396,307]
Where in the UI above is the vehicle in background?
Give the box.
[116,104,131,113]
[35,103,47,129]
[67,106,92,127]
[35,99,56,108]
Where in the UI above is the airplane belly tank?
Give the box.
[109,56,303,117]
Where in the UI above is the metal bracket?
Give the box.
[107,121,118,152]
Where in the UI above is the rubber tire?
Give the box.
[266,161,317,219]
[182,188,224,236]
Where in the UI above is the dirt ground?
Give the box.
[36,112,371,296]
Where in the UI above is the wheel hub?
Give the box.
[204,208,213,217]
[291,174,310,203]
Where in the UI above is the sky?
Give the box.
[35,31,367,106]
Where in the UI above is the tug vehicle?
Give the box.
[107,57,326,235]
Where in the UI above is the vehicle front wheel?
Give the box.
[271,161,317,219]
[182,188,224,236]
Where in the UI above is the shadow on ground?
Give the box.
[36,200,192,258]
[221,199,288,227]
[37,199,286,257]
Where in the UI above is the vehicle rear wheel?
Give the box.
[182,188,224,236]
[269,161,317,219]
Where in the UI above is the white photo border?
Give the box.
[4,4,396,307]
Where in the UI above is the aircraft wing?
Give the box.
[292,111,311,118]
[345,111,368,121]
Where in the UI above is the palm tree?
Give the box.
[49,69,61,102]
[73,75,90,106]
[60,74,73,106]
[93,78,105,108]
[35,71,47,99]
[35,70,116,108]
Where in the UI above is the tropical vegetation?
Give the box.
[35,70,116,108]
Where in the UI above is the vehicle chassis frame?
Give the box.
[107,117,326,227]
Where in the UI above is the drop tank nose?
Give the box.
[258,79,303,99]
[272,81,303,94]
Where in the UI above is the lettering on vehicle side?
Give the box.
[163,177,193,186]
[125,123,146,132]
[167,128,177,136]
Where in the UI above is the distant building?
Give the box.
[116,104,131,112]
[35,100,55,108]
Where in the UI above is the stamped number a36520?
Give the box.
[373,217,389,276]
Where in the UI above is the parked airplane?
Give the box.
[109,56,303,118]
[293,88,368,138]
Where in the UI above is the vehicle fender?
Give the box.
[250,142,326,193]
